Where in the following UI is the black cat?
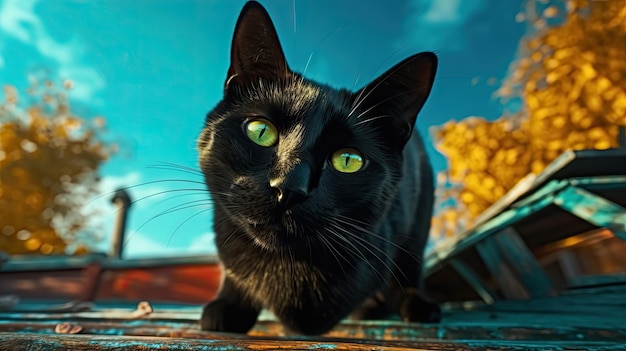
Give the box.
[198,1,441,335]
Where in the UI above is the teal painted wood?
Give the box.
[426,183,560,274]
[2,332,625,351]
[425,175,626,302]
[476,237,529,299]
[0,254,220,272]
[426,148,626,278]
[554,185,626,239]
[565,175,626,190]
[493,228,554,297]
[2,283,626,347]
[448,258,496,304]
[1,282,626,349]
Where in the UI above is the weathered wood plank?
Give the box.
[424,149,626,303]
[448,258,497,304]
[0,332,422,351]
[2,315,626,343]
[1,332,625,351]
[2,284,625,349]
[493,228,555,297]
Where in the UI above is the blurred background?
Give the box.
[0,0,624,259]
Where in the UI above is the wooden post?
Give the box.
[110,189,132,259]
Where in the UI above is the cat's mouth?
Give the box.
[241,216,305,251]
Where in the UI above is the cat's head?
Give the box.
[198,1,436,253]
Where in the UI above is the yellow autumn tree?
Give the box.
[503,0,625,164]
[431,0,626,239]
[0,80,111,255]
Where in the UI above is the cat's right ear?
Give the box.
[226,1,289,93]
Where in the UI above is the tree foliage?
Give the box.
[431,0,626,240]
[0,80,111,255]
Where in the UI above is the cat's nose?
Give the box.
[275,187,307,210]
[270,163,310,209]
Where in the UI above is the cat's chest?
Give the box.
[221,242,376,304]
[226,254,323,299]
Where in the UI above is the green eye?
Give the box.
[331,148,364,173]
[245,119,278,147]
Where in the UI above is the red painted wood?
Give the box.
[94,264,222,303]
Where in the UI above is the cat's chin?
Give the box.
[243,222,305,252]
[250,234,306,252]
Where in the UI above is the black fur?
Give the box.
[198,1,440,335]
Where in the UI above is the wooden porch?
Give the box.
[1,148,626,350]
[1,283,626,350]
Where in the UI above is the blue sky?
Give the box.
[0,0,526,257]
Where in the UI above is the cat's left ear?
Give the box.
[355,52,437,144]
[226,1,290,92]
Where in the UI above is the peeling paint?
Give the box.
[307,343,338,350]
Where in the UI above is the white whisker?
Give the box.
[354,114,391,126]
[328,221,407,290]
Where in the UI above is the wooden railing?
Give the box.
[424,148,626,303]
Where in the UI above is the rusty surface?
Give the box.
[1,256,222,304]
[94,264,221,303]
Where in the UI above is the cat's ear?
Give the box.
[226,1,289,91]
[355,52,437,144]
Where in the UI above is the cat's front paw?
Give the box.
[351,293,392,320]
[398,289,442,323]
[200,299,259,333]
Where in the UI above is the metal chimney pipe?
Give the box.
[110,188,132,259]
